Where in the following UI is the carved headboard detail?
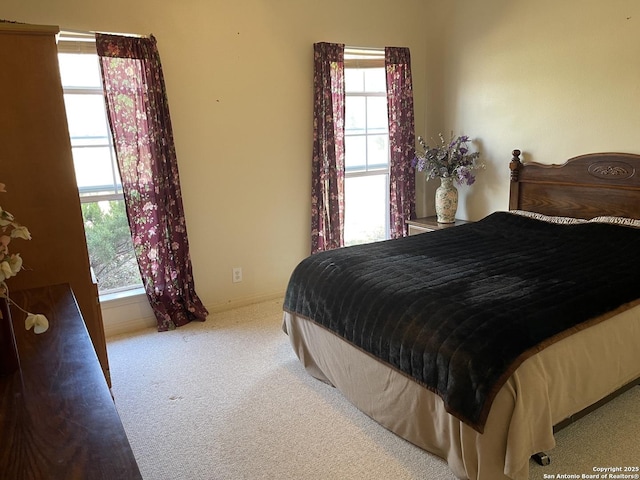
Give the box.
[587,161,635,180]
[508,151,640,220]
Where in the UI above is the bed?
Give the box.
[282,151,640,480]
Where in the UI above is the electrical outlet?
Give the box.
[232,267,242,283]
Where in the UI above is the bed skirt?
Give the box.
[282,304,640,480]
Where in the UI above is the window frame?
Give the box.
[57,34,143,297]
[58,35,123,204]
[343,48,390,244]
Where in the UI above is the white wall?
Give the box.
[440,0,640,221]
[2,0,434,333]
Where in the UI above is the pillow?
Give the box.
[589,216,640,228]
[508,210,588,225]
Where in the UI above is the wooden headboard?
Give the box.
[508,150,640,220]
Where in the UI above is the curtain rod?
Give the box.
[59,28,148,39]
[346,45,384,52]
[345,46,385,60]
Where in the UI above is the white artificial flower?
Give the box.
[8,254,22,275]
[0,235,9,254]
[2,180,48,336]
[25,313,49,334]
[0,208,14,226]
[0,260,13,280]
[10,225,31,240]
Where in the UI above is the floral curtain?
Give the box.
[96,34,208,331]
[311,42,345,254]
[385,47,416,238]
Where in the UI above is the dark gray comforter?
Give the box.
[283,212,640,432]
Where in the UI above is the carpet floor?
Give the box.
[106,298,640,480]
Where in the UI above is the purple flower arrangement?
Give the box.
[412,133,483,185]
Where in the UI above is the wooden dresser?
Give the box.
[0,284,141,480]
[0,22,111,385]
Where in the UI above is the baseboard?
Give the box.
[104,291,285,339]
[206,292,284,314]
[105,314,157,338]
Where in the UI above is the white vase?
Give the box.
[435,176,458,224]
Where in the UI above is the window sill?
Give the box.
[100,287,146,307]
[99,286,156,338]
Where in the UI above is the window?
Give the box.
[344,49,389,246]
[57,34,143,295]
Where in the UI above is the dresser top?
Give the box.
[0,284,141,480]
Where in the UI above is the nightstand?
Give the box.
[406,216,472,235]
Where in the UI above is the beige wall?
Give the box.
[6,0,637,330]
[2,0,433,329]
[440,0,640,221]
